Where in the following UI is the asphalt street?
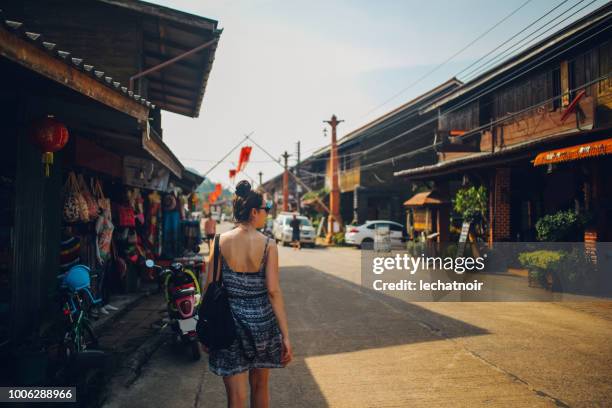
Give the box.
[103,222,612,407]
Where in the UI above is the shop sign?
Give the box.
[123,156,170,191]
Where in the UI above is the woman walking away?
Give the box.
[203,180,293,408]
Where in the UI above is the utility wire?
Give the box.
[359,20,611,157]
[356,0,534,122]
[246,134,331,214]
[360,72,611,173]
[456,0,575,79]
[316,0,599,159]
[462,0,599,81]
[203,132,252,177]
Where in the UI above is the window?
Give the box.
[389,223,404,232]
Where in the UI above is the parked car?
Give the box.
[344,220,406,248]
[262,217,274,239]
[273,212,316,247]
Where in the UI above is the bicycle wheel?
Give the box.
[78,320,98,352]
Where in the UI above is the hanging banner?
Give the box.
[229,169,237,181]
[208,192,217,204]
[237,146,252,172]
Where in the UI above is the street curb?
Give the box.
[97,325,170,407]
[121,324,170,387]
[92,286,157,334]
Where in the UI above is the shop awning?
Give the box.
[403,191,447,207]
[533,138,612,166]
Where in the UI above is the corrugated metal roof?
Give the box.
[0,12,154,111]
[99,0,221,117]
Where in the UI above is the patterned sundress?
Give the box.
[208,237,284,376]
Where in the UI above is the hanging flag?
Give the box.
[229,169,237,181]
[209,191,218,204]
[237,146,253,172]
[214,183,222,195]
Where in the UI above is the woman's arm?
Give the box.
[265,241,290,340]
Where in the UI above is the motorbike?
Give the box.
[145,259,202,360]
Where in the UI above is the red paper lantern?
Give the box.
[30,116,69,177]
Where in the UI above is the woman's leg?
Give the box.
[223,371,249,408]
[249,368,270,408]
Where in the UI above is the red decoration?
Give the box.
[229,169,237,181]
[30,116,69,177]
[208,184,223,204]
[237,146,252,172]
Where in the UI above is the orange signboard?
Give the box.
[533,138,612,167]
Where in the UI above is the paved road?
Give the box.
[104,225,612,407]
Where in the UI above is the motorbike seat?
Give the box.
[173,287,195,298]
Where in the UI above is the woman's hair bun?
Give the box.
[235,180,251,198]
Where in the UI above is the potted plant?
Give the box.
[518,250,565,290]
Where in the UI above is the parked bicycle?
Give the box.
[57,265,100,361]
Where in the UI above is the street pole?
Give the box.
[258,171,263,186]
[324,114,344,243]
[282,151,290,212]
[296,141,301,213]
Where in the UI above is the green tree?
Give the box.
[453,186,487,223]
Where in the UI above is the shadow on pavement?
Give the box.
[274,265,489,407]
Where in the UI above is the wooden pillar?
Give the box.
[325,115,344,242]
[489,168,512,244]
[12,117,63,343]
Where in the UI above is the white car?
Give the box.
[273,212,316,247]
[344,220,405,248]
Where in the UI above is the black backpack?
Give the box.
[197,234,237,349]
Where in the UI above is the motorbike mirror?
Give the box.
[145,259,155,268]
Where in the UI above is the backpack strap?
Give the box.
[213,233,222,282]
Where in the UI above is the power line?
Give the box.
[359,20,611,158]
[456,0,575,79]
[182,158,277,163]
[360,72,611,173]
[355,0,534,122]
[246,134,331,214]
[462,0,599,81]
[308,0,600,163]
[203,132,252,177]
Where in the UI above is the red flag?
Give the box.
[237,146,252,172]
[214,183,222,195]
[229,169,236,181]
[209,191,219,204]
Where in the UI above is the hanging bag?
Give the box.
[197,234,237,350]
[63,172,89,223]
[118,205,136,227]
[79,174,99,220]
[93,179,111,212]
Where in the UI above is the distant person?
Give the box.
[290,214,301,250]
[203,180,292,407]
[204,213,216,252]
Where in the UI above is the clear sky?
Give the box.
[149,0,606,189]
